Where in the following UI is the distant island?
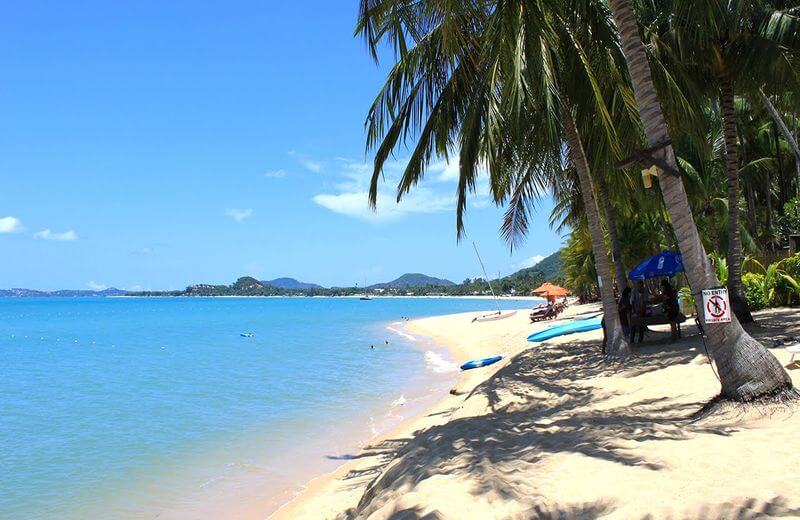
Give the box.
[0,251,564,298]
[0,288,128,298]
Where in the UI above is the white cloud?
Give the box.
[264,169,287,178]
[87,280,107,291]
[313,189,454,221]
[520,255,546,269]
[0,216,23,233]
[430,159,460,182]
[312,157,491,222]
[225,208,254,222]
[300,158,323,172]
[34,229,78,241]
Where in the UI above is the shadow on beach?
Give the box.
[322,308,800,519]
[344,329,739,518]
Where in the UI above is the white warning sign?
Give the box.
[702,288,731,323]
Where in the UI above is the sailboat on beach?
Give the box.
[471,242,517,323]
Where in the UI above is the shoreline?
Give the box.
[266,313,486,519]
[269,302,585,519]
[268,304,800,519]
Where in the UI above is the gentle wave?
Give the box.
[386,325,416,342]
[424,351,458,373]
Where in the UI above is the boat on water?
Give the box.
[240,332,254,338]
[358,278,372,300]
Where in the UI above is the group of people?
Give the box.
[616,279,681,344]
[529,297,568,322]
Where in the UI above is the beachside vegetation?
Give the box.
[356,0,799,402]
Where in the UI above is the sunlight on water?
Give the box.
[0,297,534,518]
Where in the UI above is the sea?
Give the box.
[0,296,535,519]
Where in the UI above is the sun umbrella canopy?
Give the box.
[532,283,570,298]
[628,250,684,280]
[532,283,555,293]
[544,285,570,296]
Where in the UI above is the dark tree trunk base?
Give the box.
[691,385,799,421]
[730,292,754,324]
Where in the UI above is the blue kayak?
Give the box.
[460,355,503,370]
[527,316,602,342]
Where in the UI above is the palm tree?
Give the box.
[357,0,634,357]
[605,0,794,401]
[658,0,800,323]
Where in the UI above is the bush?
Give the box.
[774,253,800,306]
[742,273,768,311]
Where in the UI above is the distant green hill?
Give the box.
[505,250,563,282]
[370,273,456,289]
[263,277,324,290]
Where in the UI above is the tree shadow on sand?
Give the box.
[645,495,800,519]
[368,500,616,520]
[348,337,740,518]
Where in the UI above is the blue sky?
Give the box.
[0,1,563,291]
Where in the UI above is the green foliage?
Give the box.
[506,251,564,283]
[678,286,694,309]
[561,227,597,299]
[774,253,800,305]
[708,252,728,286]
[742,272,769,311]
[778,198,800,238]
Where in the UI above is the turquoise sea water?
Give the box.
[0,297,534,519]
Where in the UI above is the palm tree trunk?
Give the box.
[774,121,787,207]
[766,168,774,251]
[746,182,758,237]
[596,172,629,289]
[562,106,631,359]
[795,124,800,197]
[607,0,793,401]
[759,89,800,176]
[708,208,720,253]
[719,72,753,324]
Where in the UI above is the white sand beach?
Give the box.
[271,303,800,519]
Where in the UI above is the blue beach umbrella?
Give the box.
[628,250,684,280]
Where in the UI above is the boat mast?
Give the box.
[472,242,501,314]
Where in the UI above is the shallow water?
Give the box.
[0,297,535,518]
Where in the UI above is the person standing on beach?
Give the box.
[618,287,632,340]
[659,279,681,342]
[630,281,647,343]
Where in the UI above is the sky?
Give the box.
[0,1,564,291]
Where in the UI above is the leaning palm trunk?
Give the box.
[563,107,631,359]
[759,89,800,194]
[719,73,753,323]
[596,172,629,290]
[606,0,792,401]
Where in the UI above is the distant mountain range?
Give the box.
[369,273,456,289]
[1,263,555,297]
[262,277,324,290]
[0,288,128,297]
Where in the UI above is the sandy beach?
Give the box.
[272,302,800,519]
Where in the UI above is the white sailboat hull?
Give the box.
[474,310,517,322]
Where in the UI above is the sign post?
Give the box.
[702,288,731,323]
